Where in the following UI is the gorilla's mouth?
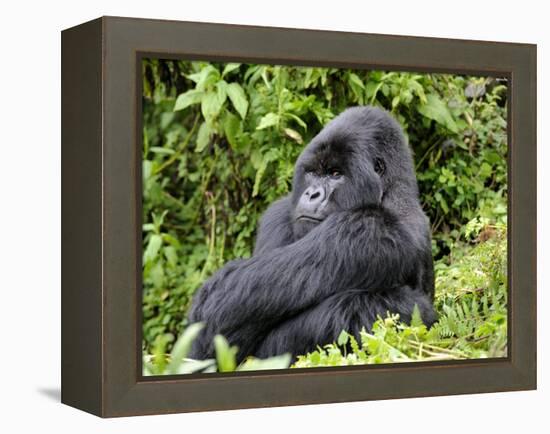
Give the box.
[296,215,324,224]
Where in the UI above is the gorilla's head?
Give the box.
[291,106,419,239]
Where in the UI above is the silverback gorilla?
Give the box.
[188,106,436,362]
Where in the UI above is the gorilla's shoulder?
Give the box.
[253,196,295,255]
[260,196,292,219]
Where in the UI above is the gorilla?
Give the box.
[188,106,436,362]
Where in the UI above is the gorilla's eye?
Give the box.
[374,158,386,175]
[328,169,342,179]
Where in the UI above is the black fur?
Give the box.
[188,106,436,361]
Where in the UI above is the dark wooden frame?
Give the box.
[61,16,537,417]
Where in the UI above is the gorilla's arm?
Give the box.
[253,196,295,255]
[255,286,436,359]
[188,205,423,359]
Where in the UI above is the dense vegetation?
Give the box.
[141,59,508,373]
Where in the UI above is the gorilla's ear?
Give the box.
[365,159,385,204]
[374,158,386,176]
[347,161,384,207]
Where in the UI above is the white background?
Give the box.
[0,1,546,432]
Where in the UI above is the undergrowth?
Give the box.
[144,218,507,374]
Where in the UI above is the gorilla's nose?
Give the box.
[304,185,326,205]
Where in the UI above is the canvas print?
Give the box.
[141,59,508,375]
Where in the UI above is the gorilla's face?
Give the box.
[291,106,413,240]
[292,141,350,238]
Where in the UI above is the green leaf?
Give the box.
[252,158,268,197]
[222,63,241,77]
[143,234,162,263]
[142,160,153,181]
[195,122,212,152]
[410,304,424,327]
[216,79,228,99]
[408,80,427,104]
[175,359,216,375]
[142,223,155,232]
[309,351,321,365]
[439,195,449,214]
[392,95,400,109]
[161,233,181,248]
[285,113,307,130]
[187,65,220,91]
[479,162,492,179]
[167,323,205,374]
[417,94,459,133]
[256,112,279,130]
[337,330,349,346]
[214,335,238,372]
[250,149,263,170]
[283,127,303,144]
[366,81,383,103]
[252,149,278,196]
[226,82,248,119]
[149,262,164,288]
[201,82,227,121]
[348,73,365,103]
[465,82,486,99]
[160,112,175,129]
[149,147,175,155]
[163,246,178,267]
[348,72,365,89]
[223,112,241,149]
[173,89,204,112]
[238,354,292,371]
